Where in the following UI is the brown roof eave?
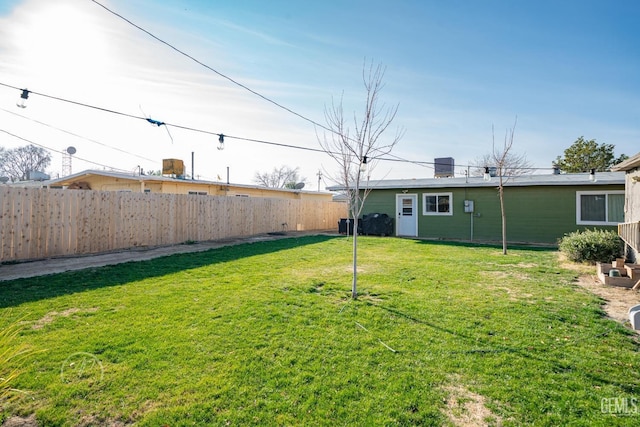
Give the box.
[612,152,640,172]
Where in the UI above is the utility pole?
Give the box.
[316,170,322,192]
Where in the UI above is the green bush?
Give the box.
[558,229,623,264]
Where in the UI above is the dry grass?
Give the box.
[443,378,503,427]
[32,308,99,330]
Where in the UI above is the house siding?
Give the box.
[621,166,640,262]
[625,170,640,223]
[46,170,333,201]
[362,184,621,244]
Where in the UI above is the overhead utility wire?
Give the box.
[89,0,336,135]
[0,128,129,172]
[0,108,157,164]
[87,2,558,174]
[87,0,436,169]
[0,81,344,158]
[0,81,147,121]
[0,82,553,172]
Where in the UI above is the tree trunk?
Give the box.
[352,222,358,298]
[351,185,359,299]
[499,186,507,255]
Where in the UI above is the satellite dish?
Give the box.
[66,146,76,155]
[0,176,9,183]
[294,182,305,190]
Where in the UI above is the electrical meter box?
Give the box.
[464,200,474,213]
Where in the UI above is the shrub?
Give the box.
[558,229,623,264]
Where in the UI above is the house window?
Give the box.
[576,191,624,225]
[188,191,208,195]
[423,193,453,216]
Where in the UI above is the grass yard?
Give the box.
[1,235,639,426]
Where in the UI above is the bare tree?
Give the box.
[487,118,531,255]
[253,165,305,188]
[469,151,533,178]
[0,145,51,181]
[318,61,404,298]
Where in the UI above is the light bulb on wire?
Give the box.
[217,134,224,150]
[360,156,368,173]
[16,89,29,108]
[483,166,491,182]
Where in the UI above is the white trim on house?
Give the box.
[576,190,625,226]
[422,192,453,216]
[396,193,418,236]
[328,171,625,191]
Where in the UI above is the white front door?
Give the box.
[396,194,418,236]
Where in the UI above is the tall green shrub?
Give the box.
[558,229,623,264]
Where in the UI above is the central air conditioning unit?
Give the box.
[434,157,455,178]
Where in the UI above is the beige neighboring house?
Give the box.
[45,169,333,201]
[612,153,640,262]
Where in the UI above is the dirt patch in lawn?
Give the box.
[574,274,640,327]
[1,415,37,427]
[558,254,640,330]
[32,307,99,330]
[443,381,503,426]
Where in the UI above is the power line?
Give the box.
[0,108,157,164]
[89,0,337,135]
[0,81,336,156]
[86,0,437,169]
[0,128,129,173]
[0,81,554,173]
[0,81,148,121]
[4,2,560,175]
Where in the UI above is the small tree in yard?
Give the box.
[487,118,532,255]
[318,61,404,298]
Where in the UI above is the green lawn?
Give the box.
[1,236,639,426]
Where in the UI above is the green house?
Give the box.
[332,171,625,245]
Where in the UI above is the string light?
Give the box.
[5,3,579,177]
[88,0,427,162]
[483,166,491,182]
[0,81,570,175]
[16,89,29,108]
[360,156,368,173]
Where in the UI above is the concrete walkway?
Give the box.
[0,231,338,282]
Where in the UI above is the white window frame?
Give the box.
[422,192,453,216]
[576,190,624,225]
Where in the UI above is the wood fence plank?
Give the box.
[107,192,116,251]
[0,188,14,260]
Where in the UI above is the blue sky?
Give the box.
[0,0,638,185]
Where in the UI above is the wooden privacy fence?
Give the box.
[0,187,347,262]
